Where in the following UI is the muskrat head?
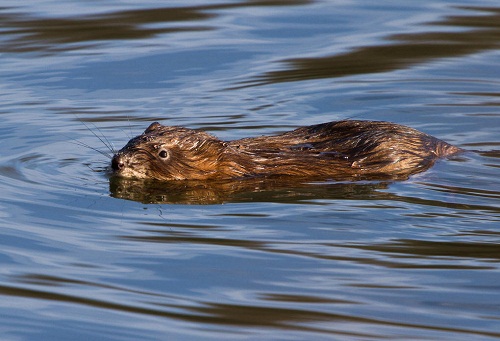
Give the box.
[111,122,233,181]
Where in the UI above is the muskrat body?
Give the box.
[111,120,461,181]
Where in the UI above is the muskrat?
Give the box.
[111,120,462,181]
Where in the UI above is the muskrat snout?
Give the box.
[111,152,146,179]
[111,154,125,171]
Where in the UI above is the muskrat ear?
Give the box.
[145,122,162,134]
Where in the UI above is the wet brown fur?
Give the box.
[111,120,461,181]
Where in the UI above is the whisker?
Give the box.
[128,114,133,139]
[120,128,132,140]
[69,140,113,160]
[75,115,116,153]
[84,163,105,172]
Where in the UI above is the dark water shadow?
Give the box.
[0,0,312,53]
[108,167,497,210]
[351,239,500,262]
[109,176,393,205]
[237,6,500,87]
[2,278,499,338]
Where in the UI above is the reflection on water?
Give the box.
[243,6,500,86]
[0,0,312,53]
[109,176,392,204]
[0,280,461,339]
[358,239,500,262]
[0,8,211,53]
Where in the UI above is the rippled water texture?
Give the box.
[0,1,499,340]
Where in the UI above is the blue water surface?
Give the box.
[0,0,499,340]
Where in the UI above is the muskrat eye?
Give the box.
[158,150,169,159]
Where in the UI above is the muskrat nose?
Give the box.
[111,155,125,171]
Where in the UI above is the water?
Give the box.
[1,1,499,340]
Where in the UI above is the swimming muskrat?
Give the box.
[111,120,462,181]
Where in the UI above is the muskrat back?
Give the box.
[111,120,461,181]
